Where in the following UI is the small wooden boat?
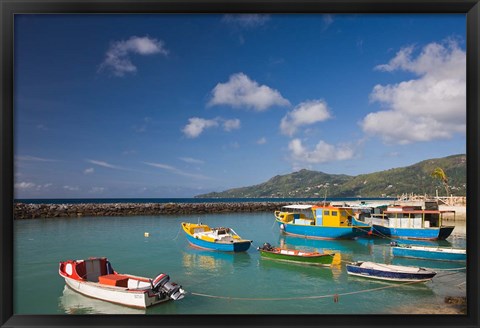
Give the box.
[181,222,252,252]
[391,242,466,261]
[346,261,436,282]
[257,243,334,266]
[59,257,185,309]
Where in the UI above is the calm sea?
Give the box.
[14,209,466,315]
[14,197,396,204]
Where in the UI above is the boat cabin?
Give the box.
[312,205,355,227]
[381,207,455,228]
[276,204,355,227]
[276,205,315,225]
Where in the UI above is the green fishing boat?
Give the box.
[257,243,334,266]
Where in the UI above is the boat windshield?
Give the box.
[281,205,314,219]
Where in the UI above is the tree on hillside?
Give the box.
[431,167,450,197]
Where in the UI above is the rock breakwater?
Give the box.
[14,202,303,219]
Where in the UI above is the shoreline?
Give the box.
[13,201,467,220]
[393,297,467,315]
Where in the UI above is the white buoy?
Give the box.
[144,232,150,237]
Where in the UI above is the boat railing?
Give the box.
[228,228,241,238]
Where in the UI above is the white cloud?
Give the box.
[223,119,241,131]
[362,39,466,144]
[14,182,36,190]
[63,185,80,191]
[280,100,332,136]
[182,117,219,138]
[322,15,334,31]
[84,167,94,175]
[89,187,105,194]
[182,117,241,138]
[100,36,168,77]
[222,14,270,28]
[15,155,57,162]
[133,117,152,133]
[14,182,53,192]
[257,137,267,145]
[143,162,210,180]
[86,159,124,170]
[288,139,355,164]
[179,157,205,165]
[208,73,290,111]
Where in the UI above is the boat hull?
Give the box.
[392,246,466,261]
[259,249,334,265]
[277,219,370,240]
[372,224,454,240]
[185,233,251,252]
[64,276,166,309]
[346,263,436,282]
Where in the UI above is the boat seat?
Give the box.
[84,258,107,282]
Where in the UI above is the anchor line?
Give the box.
[172,226,182,241]
[189,280,426,302]
[429,266,467,271]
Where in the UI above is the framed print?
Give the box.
[1,0,479,327]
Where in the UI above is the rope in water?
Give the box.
[189,279,426,301]
[172,226,182,241]
[189,271,464,302]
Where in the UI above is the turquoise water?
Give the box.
[14,213,466,314]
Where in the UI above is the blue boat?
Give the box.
[346,261,437,282]
[391,243,466,262]
[181,222,252,252]
[368,207,455,240]
[274,204,371,240]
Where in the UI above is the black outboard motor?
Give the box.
[258,242,274,251]
[151,274,186,301]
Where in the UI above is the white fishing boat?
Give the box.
[391,243,466,261]
[58,257,185,309]
[346,261,437,282]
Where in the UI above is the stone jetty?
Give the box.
[14,202,306,220]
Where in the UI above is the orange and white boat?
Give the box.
[58,257,185,309]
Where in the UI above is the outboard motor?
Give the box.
[151,274,186,301]
[260,242,274,251]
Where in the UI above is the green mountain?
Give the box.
[196,154,466,198]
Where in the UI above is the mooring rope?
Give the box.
[430,266,466,271]
[172,226,182,241]
[189,279,425,301]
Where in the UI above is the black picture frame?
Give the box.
[1,0,479,327]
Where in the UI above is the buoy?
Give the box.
[333,294,339,303]
[144,232,150,237]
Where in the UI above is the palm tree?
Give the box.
[431,167,450,197]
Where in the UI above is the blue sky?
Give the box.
[14,14,466,198]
